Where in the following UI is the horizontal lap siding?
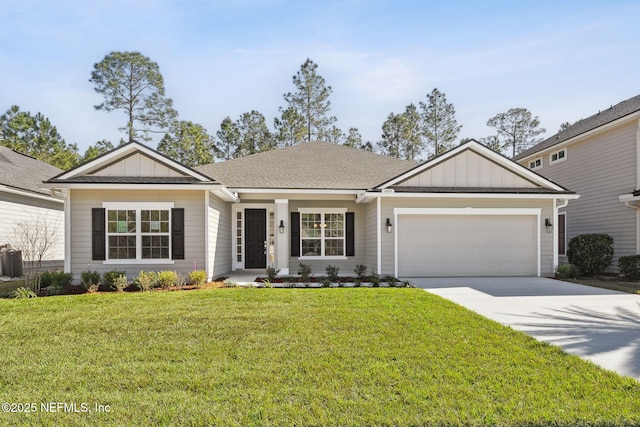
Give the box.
[288,200,365,277]
[209,194,231,279]
[380,198,555,277]
[0,193,64,263]
[535,122,637,271]
[363,202,378,275]
[70,189,206,282]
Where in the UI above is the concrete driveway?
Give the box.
[410,277,640,380]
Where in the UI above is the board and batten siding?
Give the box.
[0,192,64,266]
[530,121,638,270]
[395,149,538,189]
[288,200,366,276]
[70,189,207,282]
[380,197,555,277]
[208,194,232,279]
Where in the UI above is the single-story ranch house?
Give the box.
[43,139,578,282]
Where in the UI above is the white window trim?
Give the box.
[297,208,348,259]
[549,148,567,164]
[529,157,543,170]
[102,202,175,264]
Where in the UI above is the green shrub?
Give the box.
[555,263,578,280]
[618,255,640,281]
[266,266,280,281]
[103,270,126,288]
[12,287,37,299]
[298,263,312,284]
[39,271,55,288]
[567,233,614,277]
[81,271,101,290]
[326,265,340,282]
[188,270,207,288]
[157,271,178,289]
[52,272,73,287]
[387,276,399,287]
[371,277,380,288]
[354,264,367,279]
[111,274,129,292]
[321,278,332,288]
[135,271,157,291]
[38,270,72,289]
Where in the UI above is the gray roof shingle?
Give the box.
[0,147,62,196]
[515,93,640,160]
[195,141,417,190]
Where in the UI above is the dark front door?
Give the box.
[245,209,267,269]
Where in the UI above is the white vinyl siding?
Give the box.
[0,192,64,267]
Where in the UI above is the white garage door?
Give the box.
[397,214,537,277]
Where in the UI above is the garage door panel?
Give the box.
[398,215,536,277]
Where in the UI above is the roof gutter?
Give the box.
[518,111,640,162]
[0,185,63,203]
[359,191,580,200]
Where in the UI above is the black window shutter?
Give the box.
[290,212,300,257]
[346,212,355,257]
[92,208,106,261]
[172,208,185,260]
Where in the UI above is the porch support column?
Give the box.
[275,199,289,275]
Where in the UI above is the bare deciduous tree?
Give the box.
[7,212,60,270]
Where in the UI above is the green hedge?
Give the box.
[618,255,640,281]
[567,233,614,277]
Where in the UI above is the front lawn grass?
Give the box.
[1,289,639,426]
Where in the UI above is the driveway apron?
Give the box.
[410,277,640,380]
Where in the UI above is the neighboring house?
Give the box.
[515,93,640,271]
[43,139,576,282]
[0,146,64,273]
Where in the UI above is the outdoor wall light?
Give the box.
[545,218,553,233]
[279,220,285,234]
[386,218,393,233]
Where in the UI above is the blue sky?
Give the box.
[1,0,639,154]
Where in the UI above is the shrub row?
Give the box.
[79,269,208,292]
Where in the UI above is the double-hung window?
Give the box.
[103,202,174,263]
[299,209,346,258]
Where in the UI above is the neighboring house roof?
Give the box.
[195,141,417,190]
[0,146,62,196]
[515,93,640,160]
